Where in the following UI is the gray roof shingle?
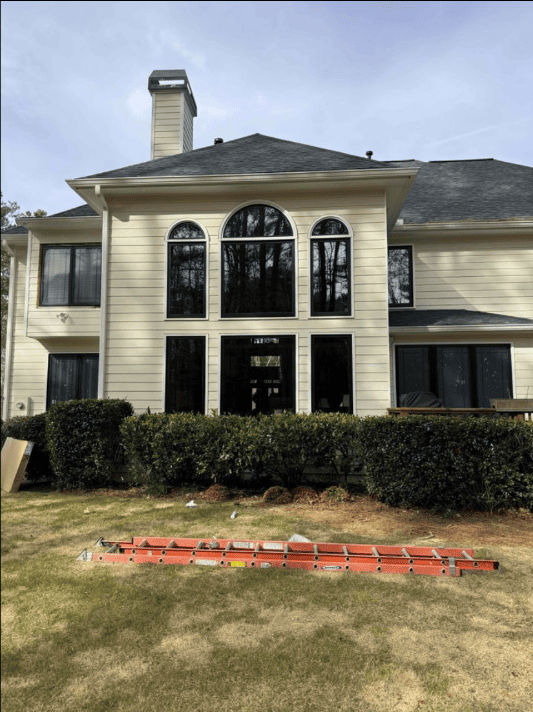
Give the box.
[389,309,533,328]
[79,133,389,179]
[385,159,533,223]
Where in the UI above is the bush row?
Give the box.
[3,405,532,512]
[119,411,361,490]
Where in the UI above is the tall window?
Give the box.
[40,245,101,306]
[47,354,99,407]
[311,218,351,316]
[388,246,413,307]
[167,221,206,318]
[165,336,206,413]
[396,344,512,408]
[220,336,295,415]
[222,204,294,317]
[312,335,353,412]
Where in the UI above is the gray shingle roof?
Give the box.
[80,133,389,179]
[389,309,533,328]
[385,159,533,223]
[48,204,98,218]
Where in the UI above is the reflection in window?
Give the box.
[220,336,295,415]
[396,344,512,408]
[388,246,413,307]
[167,222,206,318]
[165,336,205,413]
[311,218,350,316]
[312,336,353,413]
[47,354,99,407]
[41,245,101,306]
[222,204,294,317]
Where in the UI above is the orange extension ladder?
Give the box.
[77,536,499,577]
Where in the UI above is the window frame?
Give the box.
[220,202,297,319]
[46,353,99,408]
[166,220,208,319]
[39,244,102,307]
[388,245,414,309]
[394,343,514,408]
[309,216,352,318]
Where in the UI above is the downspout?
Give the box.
[2,241,17,420]
[96,185,109,399]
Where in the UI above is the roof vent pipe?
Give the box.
[366,151,373,160]
[214,138,224,144]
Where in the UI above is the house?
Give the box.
[2,70,532,420]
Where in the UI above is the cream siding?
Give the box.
[389,234,533,318]
[151,92,194,158]
[103,189,390,416]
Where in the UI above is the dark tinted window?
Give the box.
[223,204,292,238]
[388,246,413,307]
[41,245,101,306]
[396,345,512,407]
[311,239,350,315]
[47,354,99,407]
[165,336,205,413]
[168,243,206,317]
[312,336,353,413]
[220,336,295,415]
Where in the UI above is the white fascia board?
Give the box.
[389,325,533,334]
[391,219,533,237]
[17,216,102,231]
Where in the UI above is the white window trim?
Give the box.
[165,219,209,321]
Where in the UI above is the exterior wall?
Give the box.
[390,331,533,406]
[103,188,390,416]
[26,230,101,339]
[389,232,533,319]
[151,91,193,159]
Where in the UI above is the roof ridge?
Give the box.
[428,158,494,163]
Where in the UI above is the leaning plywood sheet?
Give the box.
[1,438,34,493]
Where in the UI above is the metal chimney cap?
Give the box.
[214,138,224,144]
[366,150,373,159]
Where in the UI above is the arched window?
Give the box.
[222,204,295,317]
[310,218,351,316]
[167,221,206,318]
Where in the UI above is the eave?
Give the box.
[390,218,533,238]
[66,167,418,229]
[389,324,533,335]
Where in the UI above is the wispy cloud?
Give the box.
[423,118,530,148]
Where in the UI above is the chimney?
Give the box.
[148,70,197,159]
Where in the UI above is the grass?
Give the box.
[2,490,532,712]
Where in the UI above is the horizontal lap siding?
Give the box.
[411,236,533,318]
[105,190,390,416]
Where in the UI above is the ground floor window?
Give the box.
[220,336,295,415]
[47,354,99,407]
[396,344,512,408]
[165,336,206,413]
[311,335,353,413]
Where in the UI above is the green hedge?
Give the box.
[357,416,533,512]
[1,413,53,480]
[45,399,134,489]
[120,412,362,490]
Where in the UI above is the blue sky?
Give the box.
[2,0,532,216]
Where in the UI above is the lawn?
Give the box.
[2,487,532,712]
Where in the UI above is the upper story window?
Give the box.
[388,246,413,307]
[221,204,295,317]
[311,218,351,316]
[40,245,101,307]
[167,221,206,318]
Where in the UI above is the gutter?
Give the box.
[1,241,17,419]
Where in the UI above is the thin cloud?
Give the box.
[424,118,530,148]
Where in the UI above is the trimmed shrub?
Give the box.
[120,412,200,488]
[1,413,53,480]
[252,412,332,489]
[193,415,257,485]
[314,413,361,482]
[46,399,134,489]
[358,416,533,512]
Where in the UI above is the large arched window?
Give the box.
[310,218,351,316]
[221,204,295,317]
[167,221,206,318]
